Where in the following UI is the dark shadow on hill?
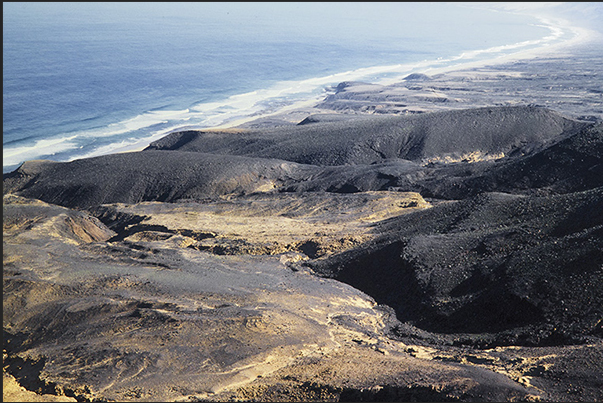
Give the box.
[306,187,603,348]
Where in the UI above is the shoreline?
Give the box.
[111,15,601,154]
[194,6,603,131]
[4,6,601,171]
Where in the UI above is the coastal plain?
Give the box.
[3,47,603,402]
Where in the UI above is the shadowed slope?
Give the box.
[307,186,603,346]
[463,121,603,196]
[2,151,320,209]
[281,122,603,199]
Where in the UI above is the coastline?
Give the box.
[197,5,603,130]
[114,13,602,154]
[220,35,603,132]
[5,5,600,170]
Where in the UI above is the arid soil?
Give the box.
[4,49,603,402]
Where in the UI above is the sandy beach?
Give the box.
[208,8,602,131]
[91,3,603,158]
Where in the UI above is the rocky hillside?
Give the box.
[4,105,603,402]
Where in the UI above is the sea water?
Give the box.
[1,2,587,173]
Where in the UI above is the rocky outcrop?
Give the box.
[307,186,603,347]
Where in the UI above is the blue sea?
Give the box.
[2,2,592,173]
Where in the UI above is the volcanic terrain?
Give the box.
[4,53,603,402]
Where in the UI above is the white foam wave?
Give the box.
[3,135,80,167]
[72,108,192,139]
[65,126,181,162]
[3,108,196,169]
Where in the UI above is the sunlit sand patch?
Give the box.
[422,151,506,165]
[111,191,431,259]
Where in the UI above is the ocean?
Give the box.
[2,2,590,173]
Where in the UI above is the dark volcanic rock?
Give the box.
[281,122,603,200]
[2,151,320,209]
[4,107,595,209]
[465,121,603,196]
[308,187,603,347]
[145,106,585,166]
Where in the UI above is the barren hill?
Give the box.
[3,105,603,402]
